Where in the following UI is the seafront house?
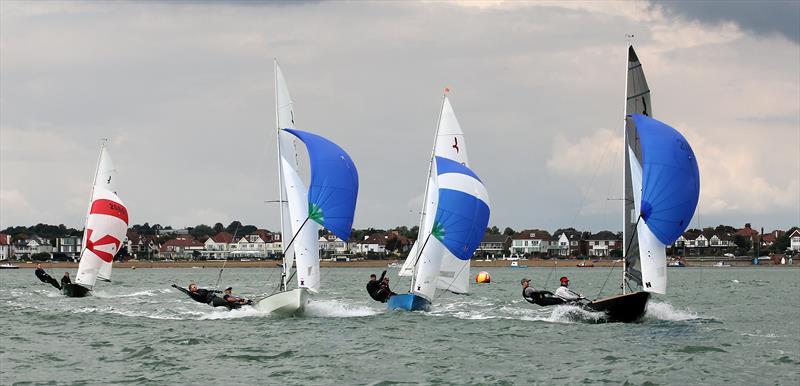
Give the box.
[353,233,387,255]
[0,234,12,260]
[13,236,53,259]
[159,236,204,259]
[587,231,621,257]
[319,233,349,255]
[510,229,552,256]
[790,229,800,251]
[477,233,511,257]
[55,236,82,260]
[735,223,760,243]
[202,231,234,260]
[228,229,277,259]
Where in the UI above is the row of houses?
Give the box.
[2,224,798,261]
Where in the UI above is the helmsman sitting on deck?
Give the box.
[222,286,253,307]
[61,272,72,288]
[554,276,585,302]
[34,264,61,290]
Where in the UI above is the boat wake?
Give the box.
[643,301,702,322]
[304,299,383,318]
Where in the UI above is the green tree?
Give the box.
[769,234,790,253]
[734,235,752,255]
[213,223,225,234]
[189,224,214,239]
[503,227,516,236]
[487,226,500,235]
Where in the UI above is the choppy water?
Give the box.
[1,266,798,385]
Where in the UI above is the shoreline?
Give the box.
[6,258,795,269]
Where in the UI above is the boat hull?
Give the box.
[62,283,91,298]
[586,291,650,323]
[255,288,309,316]
[387,293,431,312]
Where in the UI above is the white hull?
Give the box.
[255,288,309,316]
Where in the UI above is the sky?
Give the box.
[1,0,798,233]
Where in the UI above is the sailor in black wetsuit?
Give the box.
[521,277,564,306]
[367,271,392,302]
[61,272,72,288]
[172,283,225,307]
[222,287,253,308]
[375,276,397,302]
[34,264,61,290]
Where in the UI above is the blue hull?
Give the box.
[387,294,431,312]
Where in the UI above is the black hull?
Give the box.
[62,283,91,298]
[586,291,650,323]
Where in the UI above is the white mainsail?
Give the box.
[275,60,320,293]
[75,145,128,289]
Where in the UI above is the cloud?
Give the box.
[653,0,800,44]
[1,1,798,232]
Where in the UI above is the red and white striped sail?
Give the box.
[76,147,128,289]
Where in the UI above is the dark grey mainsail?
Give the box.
[623,45,651,290]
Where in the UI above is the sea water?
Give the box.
[1,266,798,385]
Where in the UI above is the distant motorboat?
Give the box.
[387,262,401,268]
[713,261,732,268]
[0,263,19,269]
[577,260,594,268]
[668,259,685,267]
[510,261,527,269]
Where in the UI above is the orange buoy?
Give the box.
[475,271,491,283]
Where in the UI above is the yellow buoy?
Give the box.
[475,271,491,283]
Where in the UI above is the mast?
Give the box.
[81,139,107,266]
[274,59,289,291]
[621,36,632,294]
[410,90,448,292]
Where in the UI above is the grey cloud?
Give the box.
[654,0,800,43]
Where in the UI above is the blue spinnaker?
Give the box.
[432,157,490,260]
[632,114,700,245]
[284,129,359,241]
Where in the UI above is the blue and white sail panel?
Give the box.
[283,129,359,242]
[432,157,490,261]
[632,114,700,246]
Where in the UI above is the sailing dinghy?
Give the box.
[64,142,129,297]
[583,45,699,322]
[256,60,358,316]
[390,93,490,311]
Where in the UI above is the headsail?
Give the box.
[626,114,699,294]
[283,128,359,292]
[623,45,651,288]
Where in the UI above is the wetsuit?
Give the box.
[374,282,396,303]
[35,268,61,290]
[523,286,565,306]
[172,285,222,305]
[223,294,253,307]
[61,275,72,288]
[366,271,387,302]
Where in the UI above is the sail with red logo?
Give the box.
[71,145,129,295]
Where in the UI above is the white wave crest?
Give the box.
[304,299,383,318]
[644,301,701,321]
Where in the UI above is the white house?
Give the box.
[790,229,800,251]
[510,230,552,255]
[587,231,621,257]
[354,234,386,254]
[0,234,12,260]
[319,234,348,254]
[202,232,234,260]
[13,237,53,259]
[56,236,82,259]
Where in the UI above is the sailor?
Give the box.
[554,276,585,302]
[366,271,387,302]
[61,272,72,287]
[172,283,222,305]
[222,286,252,306]
[34,264,61,290]
[373,276,397,303]
[520,278,537,301]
